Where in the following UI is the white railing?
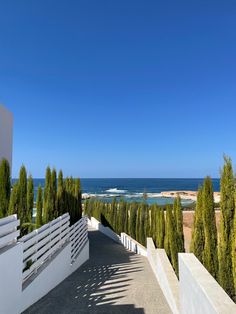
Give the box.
[121,232,147,256]
[20,213,70,282]
[0,214,20,249]
[70,216,88,262]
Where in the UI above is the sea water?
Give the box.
[13,178,220,206]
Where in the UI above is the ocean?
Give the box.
[13,178,220,206]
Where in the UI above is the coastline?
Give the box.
[160,191,220,203]
[82,190,220,203]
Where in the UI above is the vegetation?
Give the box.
[0,159,82,235]
[0,159,11,218]
[190,186,204,263]
[84,198,184,275]
[3,155,236,298]
[219,156,235,298]
[202,176,218,279]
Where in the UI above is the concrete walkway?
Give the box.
[24,228,171,314]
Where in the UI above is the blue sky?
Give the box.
[0,1,236,178]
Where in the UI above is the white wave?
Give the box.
[105,188,127,194]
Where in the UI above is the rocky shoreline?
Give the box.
[160,191,220,203]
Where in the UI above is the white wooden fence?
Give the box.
[20,213,70,282]
[70,216,88,262]
[0,214,20,249]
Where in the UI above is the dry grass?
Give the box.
[183,210,220,252]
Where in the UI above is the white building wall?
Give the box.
[0,105,13,170]
[0,243,23,314]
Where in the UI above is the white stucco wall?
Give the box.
[0,105,13,170]
[0,243,23,314]
[21,240,89,313]
[147,238,180,314]
[179,253,236,314]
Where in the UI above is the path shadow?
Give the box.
[24,230,145,313]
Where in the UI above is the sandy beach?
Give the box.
[161,190,220,203]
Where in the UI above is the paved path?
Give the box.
[24,228,171,314]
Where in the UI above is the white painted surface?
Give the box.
[21,243,72,312]
[70,240,89,275]
[0,105,13,170]
[70,217,88,262]
[0,243,23,314]
[0,214,89,313]
[0,214,20,248]
[147,238,180,314]
[88,217,121,243]
[179,253,236,314]
[20,214,70,282]
[121,232,147,256]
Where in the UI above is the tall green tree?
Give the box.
[36,185,43,228]
[150,204,156,240]
[202,176,218,279]
[43,167,53,223]
[124,204,129,234]
[136,206,141,243]
[57,170,65,216]
[219,156,235,297]
[0,159,11,218]
[129,203,137,239]
[18,165,28,234]
[156,207,165,248]
[8,183,19,215]
[27,175,34,227]
[164,205,178,274]
[74,178,82,222]
[117,200,126,234]
[173,196,185,252]
[190,186,205,264]
[139,203,146,246]
[51,168,57,218]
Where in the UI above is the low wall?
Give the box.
[147,238,180,314]
[0,215,89,314]
[179,253,236,314]
[0,243,23,314]
[21,241,89,312]
[88,217,121,243]
[121,232,147,257]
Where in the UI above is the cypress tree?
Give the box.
[51,168,57,218]
[43,167,53,223]
[139,203,146,246]
[164,206,171,260]
[124,203,129,234]
[151,204,156,240]
[110,198,117,232]
[117,199,126,234]
[57,170,65,216]
[219,156,235,297]
[164,205,178,274]
[156,207,165,248]
[145,205,151,238]
[18,165,28,233]
[27,175,34,228]
[202,176,218,279]
[36,185,43,228]
[129,203,137,239]
[74,178,82,222]
[136,206,141,243]
[8,183,19,215]
[173,196,185,252]
[190,186,205,263]
[0,159,11,218]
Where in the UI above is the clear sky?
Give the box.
[0,1,236,178]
